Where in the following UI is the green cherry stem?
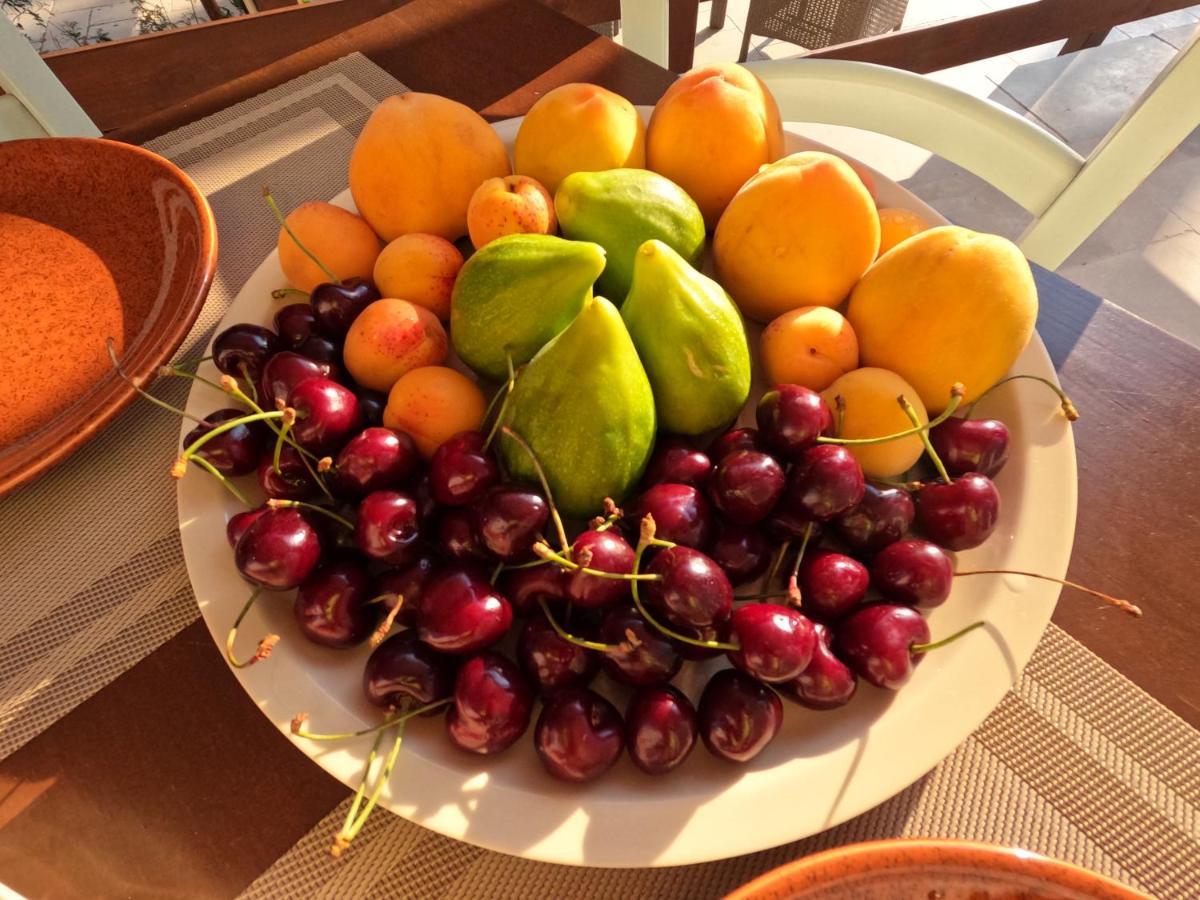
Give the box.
[911,620,985,654]
[537,597,620,653]
[833,393,846,439]
[160,365,229,397]
[291,697,452,742]
[500,558,553,573]
[817,383,964,446]
[272,412,295,474]
[191,455,253,507]
[483,353,517,452]
[107,339,208,424]
[271,287,310,301]
[899,395,951,484]
[761,539,790,594]
[337,721,386,850]
[368,595,405,648]
[733,591,787,601]
[173,409,288,477]
[965,374,1079,421]
[500,425,569,554]
[263,186,340,284]
[332,699,411,857]
[533,542,661,581]
[225,588,279,669]
[267,499,354,530]
[955,569,1141,616]
[786,522,816,606]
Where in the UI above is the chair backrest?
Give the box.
[0,15,100,140]
[619,0,670,68]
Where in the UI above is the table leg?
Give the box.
[670,0,701,71]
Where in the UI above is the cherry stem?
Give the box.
[225,588,279,669]
[819,384,963,446]
[483,352,517,452]
[107,339,207,424]
[870,477,924,492]
[955,569,1142,617]
[786,522,815,606]
[271,287,309,301]
[833,394,846,439]
[272,414,293,474]
[899,395,951,484]
[178,409,286,462]
[966,374,1079,422]
[333,698,411,857]
[292,697,452,741]
[338,720,386,848]
[537,597,620,653]
[500,425,569,553]
[533,542,661,581]
[267,498,354,530]
[762,539,790,593]
[161,365,227,396]
[911,620,985,654]
[190,455,252,507]
[262,186,340,284]
[734,591,787,601]
[500,558,553,573]
[369,595,404,648]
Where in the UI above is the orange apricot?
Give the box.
[761,306,859,392]
[383,366,488,458]
[343,298,448,393]
[278,201,381,294]
[373,234,464,321]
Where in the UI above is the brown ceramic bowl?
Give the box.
[727,839,1150,900]
[0,137,215,496]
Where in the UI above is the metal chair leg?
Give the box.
[709,0,727,29]
[739,21,753,61]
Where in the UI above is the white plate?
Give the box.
[178,112,1077,867]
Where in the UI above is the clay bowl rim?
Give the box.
[0,137,217,498]
[724,838,1151,900]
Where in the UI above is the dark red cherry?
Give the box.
[259,351,335,412]
[226,507,266,548]
[429,430,499,506]
[709,523,770,585]
[213,323,279,383]
[781,621,857,710]
[670,621,728,661]
[698,669,783,763]
[871,539,953,608]
[293,559,377,648]
[599,605,682,686]
[625,685,697,775]
[185,408,266,476]
[627,483,714,550]
[915,474,1001,551]
[446,652,534,754]
[355,490,421,566]
[836,603,931,690]
[234,506,321,589]
[564,529,635,609]
[756,384,832,458]
[374,554,438,629]
[643,546,733,630]
[785,444,865,521]
[274,303,323,349]
[295,334,340,368]
[930,417,1010,478]
[764,507,825,543]
[355,389,387,427]
[517,614,598,694]
[287,377,361,454]
[256,445,317,500]
[333,427,419,497]
[418,568,513,655]
[412,471,437,519]
[707,449,786,525]
[798,549,870,620]
[727,603,816,683]
[364,631,456,710]
[499,564,568,617]
[310,277,379,338]
[642,437,713,488]
[534,687,623,783]
[473,486,549,561]
[709,426,761,461]
[834,484,915,553]
[436,507,489,562]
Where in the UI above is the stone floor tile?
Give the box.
[1111,7,1200,39]
[1154,21,1200,49]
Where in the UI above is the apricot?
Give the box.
[761,306,858,392]
[821,368,928,479]
[349,93,511,242]
[373,234,464,321]
[467,175,557,249]
[514,83,645,195]
[277,202,381,294]
[876,208,932,257]
[847,226,1037,412]
[713,151,880,322]
[383,366,488,458]
[647,62,784,228]
[343,298,448,393]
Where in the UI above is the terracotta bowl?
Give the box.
[0,137,216,495]
[727,839,1150,899]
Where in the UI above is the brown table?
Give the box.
[4,1,1197,895]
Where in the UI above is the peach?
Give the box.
[647,62,784,228]
[277,201,381,294]
[343,298,448,393]
[383,366,488,458]
[761,306,859,392]
[514,83,645,195]
[349,93,511,242]
[821,367,928,479]
[876,208,932,257]
[467,175,557,249]
[373,234,464,321]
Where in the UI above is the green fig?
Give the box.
[499,295,655,518]
[555,168,705,303]
[622,239,751,435]
[451,234,605,381]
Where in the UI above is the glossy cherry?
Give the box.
[295,334,340,367]
[256,445,317,500]
[871,539,954,608]
[474,486,549,561]
[364,631,457,710]
[185,408,265,476]
[643,546,734,630]
[915,473,1001,551]
[834,484,915,553]
[707,449,786,525]
[446,652,534,754]
[642,437,713,488]
[782,622,857,710]
[310,277,379,338]
[798,549,870,620]
[599,605,683,686]
[333,427,420,497]
[627,483,714,550]
[259,351,335,411]
[564,528,636,609]
[709,523,770,585]
[429,431,500,506]
[213,323,279,383]
[835,603,931,690]
[234,506,321,589]
[355,389,388,427]
[293,559,377,648]
[418,568,513,655]
[764,507,825,543]
[785,444,865,521]
[435,507,489,562]
[534,687,624,783]
[226,507,267,549]
[517,614,599,694]
[756,384,832,458]
[625,685,697,775]
[930,416,1010,478]
[374,554,437,629]
[273,303,323,349]
[499,564,568,617]
[727,603,817,683]
[709,426,761,461]
[698,669,783,763]
[287,377,361,454]
[355,490,421,565]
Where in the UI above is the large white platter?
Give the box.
[178,112,1077,867]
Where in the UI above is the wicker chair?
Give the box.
[735,0,910,62]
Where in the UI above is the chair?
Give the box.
[0,15,100,140]
[737,0,908,63]
[744,30,1200,269]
